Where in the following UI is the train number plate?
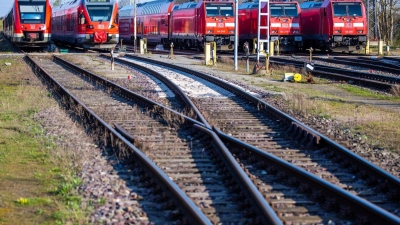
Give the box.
[98,24,105,29]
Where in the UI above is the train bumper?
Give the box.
[12,35,51,47]
[79,34,119,49]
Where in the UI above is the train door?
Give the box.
[158,18,160,36]
[168,14,171,41]
[195,8,199,38]
[130,18,134,39]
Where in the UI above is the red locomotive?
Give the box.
[170,0,235,50]
[51,0,119,50]
[118,0,236,51]
[300,0,367,53]
[238,0,303,52]
[3,0,52,48]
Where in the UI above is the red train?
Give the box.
[3,0,52,48]
[51,0,119,50]
[300,0,367,53]
[119,0,236,51]
[119,1,173,46]
[238,0,303,52]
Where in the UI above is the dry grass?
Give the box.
[284,91,400,151]
[390,84,400,96]
[217,56,252,74]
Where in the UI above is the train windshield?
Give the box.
[333,3,362,17]
[206,3,234,17]
[270,4,298,17]
[87,6,113,22]
[19,3,45,24]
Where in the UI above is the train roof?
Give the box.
[172,1,199,10]
[53,0,117,12]
[300,0,364,9]
[239,0,298,9]
[119,0,173,17]
[299,1,322,8]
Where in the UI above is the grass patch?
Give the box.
[339,85,394,99]
[0,56,90,225]
[284,91,400,151]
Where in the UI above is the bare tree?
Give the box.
[376,0,400,45]
[364,0,400,45]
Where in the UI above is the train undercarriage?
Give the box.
[306,35,367,53]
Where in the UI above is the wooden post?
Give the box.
[110,48,114,70]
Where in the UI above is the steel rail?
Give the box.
[25,55,212,225]
[311,70,393,90]
[194,124,283,225]
[36,54,284,224]
[123,54,400,201]
[52,55,204,127]
[213,126,400,225]
[100,54,211,129]
[269,57,400,85]
[313,56,400,74]
[383,56,400,63]
[356,57,400,70]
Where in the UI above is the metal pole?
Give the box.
[134,0,137,53]
[367,0,369,39]
[234,0,238,70]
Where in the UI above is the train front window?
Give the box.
[270,4,298,17]
[206,4,233,17]
[87,6,113,22]
[333,3,362,17]
[19,4,45,24]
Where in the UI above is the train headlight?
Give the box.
[21,25,25,29]
[292,30,299,34]
[357,30,363,33]
[40,25,46,30]
[207,30,213,33]
[229,30,234,33]
[272,30,278,34]
[335,30,341,34]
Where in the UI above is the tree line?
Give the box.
[365,0,400,46]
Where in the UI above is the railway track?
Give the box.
[312,56,400,75]
[111,54,398,221]
[26,54,280,224]
[265,57,400,90]
[65,53,398,222]
[21,52,400,224]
